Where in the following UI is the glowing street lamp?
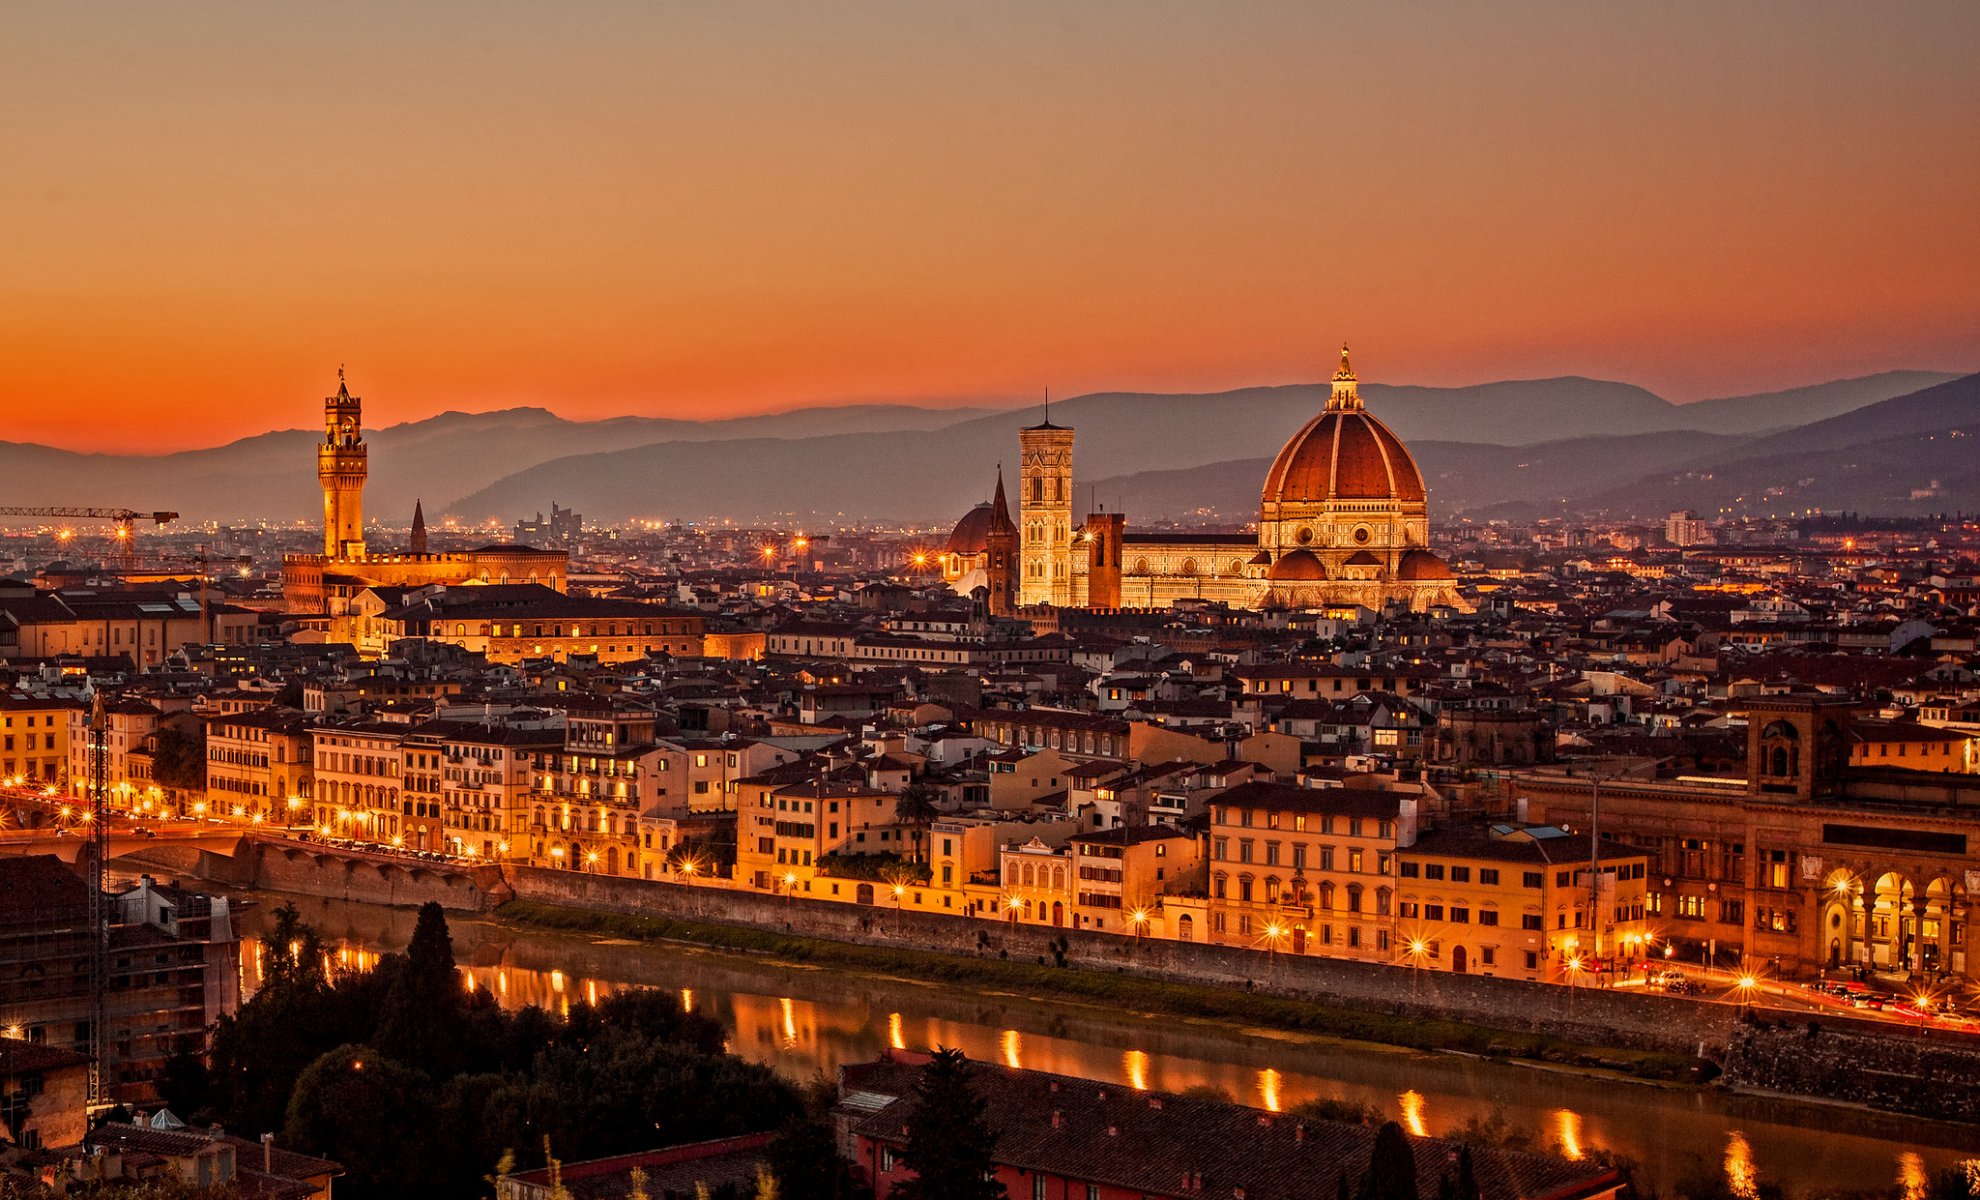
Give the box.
[1735,973,1759,1018]
[1261,921,1287,982]
[1005,893,1023,927]
[1128,907,1150,946]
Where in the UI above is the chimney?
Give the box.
[1294,1123,1307,1144]
[1106,1125,1118,1138]
[261,1132,273,1173]
[1050,1110,1063,1129]
[1048,1079,1060,1092]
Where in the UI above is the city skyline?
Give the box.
[6,2,1978,451]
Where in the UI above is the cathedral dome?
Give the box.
[946,502,995,554]
[1398,549,1454,580]
[1260,347,1425,508]
[1267,549,1327,581]
[1261,411,1426,505]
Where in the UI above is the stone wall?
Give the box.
[1724,1019,1980,1123]
[225,841,511,911]
[506,866,1724,1057]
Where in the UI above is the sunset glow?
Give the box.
[5,3,1976,451]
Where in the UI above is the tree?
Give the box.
[768,1114,858,1200]
[149,727,207,799]
[1356,1121,1417,1200]
[284,1045,444,1198]
[887,1048,1006,1200]
[375,902,466,1073]
[892,783,944,864]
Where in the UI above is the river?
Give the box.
[231,892,1977,1195]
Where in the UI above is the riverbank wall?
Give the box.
[129,839,513,911]
[1724,1020,1980,1125]
[503,864,1724,1059]
[167,837,1980,1122]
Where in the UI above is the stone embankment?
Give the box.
[1723,1020,1980,1124]
[162,836,1980,1121]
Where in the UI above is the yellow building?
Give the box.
[282,373,568,622]
[308,719,406,840]
[0,695,78,787]
[1204,780,1408,958]
[1395,824,1651,983]
[203,708,313,823]
[735,779,906,892]
[1067,825,1201,935]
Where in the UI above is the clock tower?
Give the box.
[319,370,368,560]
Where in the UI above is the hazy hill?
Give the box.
[1079,431,1754,522]
[1667,370,1960,435]
[1570,373,1980,518]
[1080,373,1980,523]
[444,377,1708,523]
[0,402,998,524]
[0,370,1959,525]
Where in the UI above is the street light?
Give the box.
[1735,973,1758,1018]
[1005,894,1022,927]
[1261,921,1286,983]
[1128,907,1150,950]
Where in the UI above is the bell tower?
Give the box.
[1018,400,1075,607]
[319,369,368,560]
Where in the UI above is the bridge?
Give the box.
[0,828,511,911]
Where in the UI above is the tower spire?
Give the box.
[410,498,428,554]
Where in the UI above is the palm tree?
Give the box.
[893,781,944,864]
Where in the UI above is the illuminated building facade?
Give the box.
[1517,697,1980,981]
[949,348,1466,613]
[282,374,569,625]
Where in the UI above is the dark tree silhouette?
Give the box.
[1357,1121,1417,1200]
[887,1048,1006,1200]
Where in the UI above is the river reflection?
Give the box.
[236,894,1976,1194]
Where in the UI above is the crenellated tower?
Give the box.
[319,369,368,560]
[1018,403,1075,607]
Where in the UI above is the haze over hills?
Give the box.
[0,370,1966,527]
[1090,373,1980,523]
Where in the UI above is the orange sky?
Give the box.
[4,2,1977,452]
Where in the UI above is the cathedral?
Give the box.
[942,348,1464,613]
[282,373,569,619]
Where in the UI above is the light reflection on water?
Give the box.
[236,894,1976,1194]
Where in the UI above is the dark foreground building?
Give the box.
[838,1052,1625,1200]
[0,857,238,1101]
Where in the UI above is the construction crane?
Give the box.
[84,691,111,1106]
[0,507,179,569]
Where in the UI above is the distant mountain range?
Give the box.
[0,369,1969,527]
[1089,373,1980,522]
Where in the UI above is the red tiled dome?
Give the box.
[1398,549,1454,580]
[945,503,995,554]
[1267,549,1327,581]
[1261,411,1426,506]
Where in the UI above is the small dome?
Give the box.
[1398,549,1454,580]
[945,503,995,555]
[1343,550,1384,567]
[1268,549,1327,581]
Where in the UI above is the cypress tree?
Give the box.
[887,1048,1007,1200]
